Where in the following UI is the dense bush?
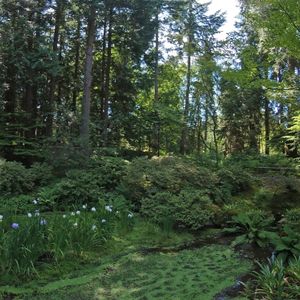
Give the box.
[223,153,295,171]
[0,160,33,196]
[89,156,128,191]
[216,166,254,198]
[0,160,54,197]
[29,162,54,186]
[38,157,128,208]
[38,173,103,208]
[141,189,218,230]
[119,156,221,208]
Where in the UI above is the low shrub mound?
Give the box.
[141,189,218,230]
[0,160,53,196]
[119,156,221,207]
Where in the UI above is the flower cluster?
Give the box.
[0,199,134,276]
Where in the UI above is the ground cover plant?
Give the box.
[223,211,277,247]
[10,244,252,300]
[244,257,300,300]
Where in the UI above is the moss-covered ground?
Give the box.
[0,220,252,300]
[18,245,251,300]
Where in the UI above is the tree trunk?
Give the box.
[80,4,96,146]
[264,98,270,155]
[46,0,63,137]
[154,6,160,156]
[102,7,113,147]
[180,0,192,155]
[100,9,107,120]
[72,16,81,113]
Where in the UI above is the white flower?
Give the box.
[62,214,66,218]
[91,207,96,212]
[116,210,119,215]
[0,215,3,221]
[76,210,80,215]
[128,213,134,218]
[33,199,38,205]
[71,212,75,216]
[27,213,32,218]
[35,212,40,217]
[101,219,106,223]
[105,205,113,212]
[73,222,78,227]
[82,204,87,209]
[92,225,97,231]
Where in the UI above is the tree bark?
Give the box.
[264,98,270,155]
[72,16,81,113]
[102,6,113,147]
[80,4,96,146]
[154,5,160,156]
[46,0,63,137]
[180,0,192,155]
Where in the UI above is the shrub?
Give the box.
[141,189,217,230]
[216,166,254,198]
[119,156,221,208]
[29,162,54,187]
[223,153,294,171]
[38,175,103,209]
[0,160,33,196]
[141,192,176,223]
[0,160,54,197]
[37,158,128,209]
[90,156,128,191]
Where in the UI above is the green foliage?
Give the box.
[270,225,300,263]
[141,189,217,230]
[217,166,254,197]
[250,259,287,300]
[29,163,54,187]
[0,195,36,215]
[0,160,34,196]
[246,257,300,300]
[285,208,300,224]
[224,211,276,247]
[90,157,128,191]
[0,203,131,279]
[119,156,221,208]
[0,160,54,197]
[38,177,102,209]
[38,157,128,208]
[0,216,47,276]
[223,154,295,171]
[219,199,256,223]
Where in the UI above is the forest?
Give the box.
[0,0,299,299]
